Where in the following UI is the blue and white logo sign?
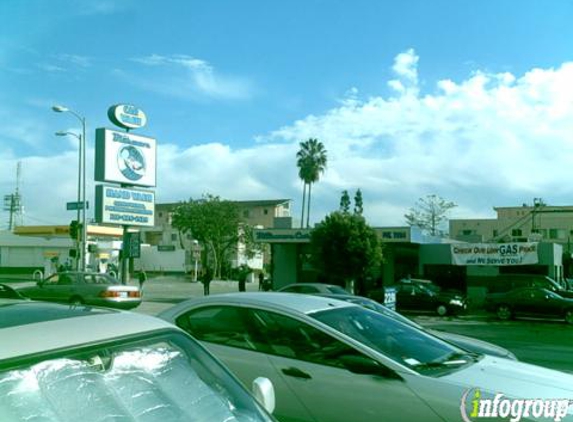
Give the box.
[95,128,157,187]
[108,104,147,130]
[117,145,146,181]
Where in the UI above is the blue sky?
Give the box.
[1,0,573,229]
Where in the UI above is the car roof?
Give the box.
[159,292,356,320]
[0,300,176,361]
[279,283,342,289]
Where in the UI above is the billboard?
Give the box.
[451,242,539,266]
[95,185,155,227]
[95,128,157,187]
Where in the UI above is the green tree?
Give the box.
[172,194,257,278]
[354,189,363,216]
[339,190,351,214]
[310,211,383,293]
[404,194,457,236]
[296,138,327,228]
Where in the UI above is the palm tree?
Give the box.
[296,138,327,228]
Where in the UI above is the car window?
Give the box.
[297,286,319,293]
[400,285,414,294]
[92,275,113,285]
[44,274,60,286]
[0,332,273,422]
[326,285,348,294]
[249,309,358,368]
[176,306,260,351]
[57,274,73,285]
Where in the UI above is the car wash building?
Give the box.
[255,223,563,303]
[254,225,445,291]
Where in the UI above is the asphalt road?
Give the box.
[413,315,573,373]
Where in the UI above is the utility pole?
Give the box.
[3,162,23,231]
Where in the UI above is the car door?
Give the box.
[512,288,549,318]
[174,305,316,422]
[35,273,75,302]
[527,289,562,318]
[247,308,444,422]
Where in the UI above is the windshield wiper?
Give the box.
[413,352,475,370]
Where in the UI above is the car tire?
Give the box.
[496,305,512,320]
[565,309,573,325]
[69,296,84,306]
[436,304,448,316]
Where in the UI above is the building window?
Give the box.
[511,229,522,237]
[171,233,178,242]
[461,229,475,236]
[264,209,269,215]
[549,229,567,239]
[493,230,498,237]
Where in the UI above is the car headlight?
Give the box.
[449,299,463,306]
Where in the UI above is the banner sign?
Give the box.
[254,229,311,243]
[451,242,539,266]
[95,185,155,227]
[95,128,157,187]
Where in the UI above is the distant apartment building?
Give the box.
[139,199,292,273]
[449,203,573,252]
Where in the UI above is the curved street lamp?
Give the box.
[55,130,82,270]
[52,105,87,272]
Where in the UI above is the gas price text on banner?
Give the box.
[451,243,539,266]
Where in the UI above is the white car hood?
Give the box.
[443,356,573,397]
[404,356,573,421]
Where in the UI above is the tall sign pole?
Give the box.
[94,104,156,285]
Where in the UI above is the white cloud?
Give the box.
[5,50,573,230]
[129,54,253,100]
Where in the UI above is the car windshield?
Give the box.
[350,298,423,329]
[311,306,476,374]
[0,331,272,422]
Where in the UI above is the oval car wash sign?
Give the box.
[107,104,147,130]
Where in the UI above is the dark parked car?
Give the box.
[17,271,142,309]
[395,278,467,316]
[486,287,573,324]
[488,273,573,297]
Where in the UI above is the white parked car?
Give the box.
[160,293,573,422]
[0,299,276,421]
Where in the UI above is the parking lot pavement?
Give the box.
[135,274,260,316]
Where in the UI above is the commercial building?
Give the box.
[255,221,563,305]
[450,202,573,251]
[139,199,292,274]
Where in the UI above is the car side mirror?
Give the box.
[339,354,402,380]
[252,377,275,414]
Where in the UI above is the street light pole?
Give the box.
[55,130,82,270]
[52,105,88,272]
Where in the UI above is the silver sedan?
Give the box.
[17,271,142,309]
[160,292,573,422]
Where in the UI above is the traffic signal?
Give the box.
[69,220,79,240]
